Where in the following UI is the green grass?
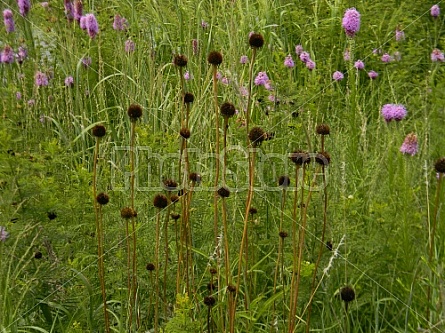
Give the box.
[0,0,445,332]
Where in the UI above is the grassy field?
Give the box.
[1,0,445,332]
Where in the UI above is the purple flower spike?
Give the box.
[400,133,418,156]
[113,14,128,31]
[35,71,49,87]
[74,0,83,22]
[284,55,295,68]
[3,9,15,33]
[240,55,248,64]
[125,40,135,53]
[184,70,192,80]
[0,226,9,242]
[16,46,27,64]
[381,53,392,63]
[295,44,304,55]
[392,104,408,121]
[342,7,361,38]
[79,15,87,29]
[332,71,344,81]
[354,60,364,70]
[431,48,444,62]
[431,4,440,18]
[85,13,99,39]
[254,71,269,86]
[65,76,74,87]
[343,49,350,61]
[64,0,74,21]
[306,59,316,70]
[1,45,14,64]
[381,104,407,122]
[82,57,92,68]
[395,28,405,41]
[368,70,378,79]
[299,51,310,63]
[17,0,31,16]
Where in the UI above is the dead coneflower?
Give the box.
[248,126,265,148]
[173,54,188,68]
[127,103,143,122]
[249,33,265,49]
[340,285,356,311]
[180,127,191,139]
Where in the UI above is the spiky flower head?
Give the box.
[227,285,237,293]
[368,70,378,79]
[34,251,43,259]
[3,9,15,33]
[340,285,356,302]
[146,263,155,271]
[354,60,364,70]
[17,0,31,16]
[249,207,258,215]
[203,296,216,307]
[209,267,217,275]
[92,124,106,138]
[279,231,288,238]
[170,195,180,203]
[180,127,191,139]
[315,151,331,166]
[248,127,266,147]
[431,48,444,62]
[434,157,445,173]
[96,192,110,205]
[284,55,295,68]
[0,226,9,242]
[208,51,223,66]
[189,172,201,183]
[173,54,188,67]
[127,104,143,121]
[400,133,418,156]
[395,28,405,42]
[163,179,178,191]
[171,213,180,220]
[431,4,440,18]
[289,150,310,166]
[316,124,330,135]
[249,33,264,48]
[121,207,137,219]
[381,53,392,63]
[381,104,407,122]
[342,8,361,38]
[184,92,194,104]
[84,13,99,39]
[332,71,344,81]
[278,175,290,188]
[217,186,230,198]
[220,102,236,118]
[153,194,168,209]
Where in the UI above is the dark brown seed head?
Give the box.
[434,157,445,173]
[209,267,217,275]
[326,241,333,251]
[189,172,201,183]
[316,124,330,135]
[96,192,110,205]
[249,33,264,48]
[279,231,288,239]
[207,51,223,66]
[204,296,216,307]
[173,54,188,67]
[184,92,194,104]
[207,282,217,292]
[340,286,356,303]
[249,207,258,215]
[171,213,181,220]
[163,179,178,191]
[146,263,155,271]
[315,151,331,166]
[47,211,57,220]
[170,195,180,203]
[121,207,136,219]
[153,194,168,209]
[220,102,236,118]
[289,150,310,166]
[34,251,43,259]
[278,175,290,188]
[180,127,191,139]
[92,124,106,138]
[127,104,143,121]
[248,127,265,147]
[227,285,237,293]
[217,186,230,198]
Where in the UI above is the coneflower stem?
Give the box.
[163,199,171,318]
[246,48,257,137]
[154,209,161,333]
[212,64,220,256]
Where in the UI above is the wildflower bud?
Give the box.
[96,192,110,205]
[127,104,143,121]
[207,51,223,66]
[220,102,236,118]
[217,186,230,198]
[289,150,310,166]
[248,127,266,147]
[184,92,194,104]
[315,151,331,166]
[249,207,258,215]
[180,127,191,139]
[204,296,216,307]
[434,158,445,173]
[163,179,178,191]
[153,194,168,209]
[340,285,356,303]
[249,33,264,48]
[173,54,188,67]
[279,231,288,239]
[278,175,290,188]
[121,207,137,219]
[146,263,155,271]
[316,124,330,135]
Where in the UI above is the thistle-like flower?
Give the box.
[342,8,361,38]
[400,133,418,156]
[3,9,15,33]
